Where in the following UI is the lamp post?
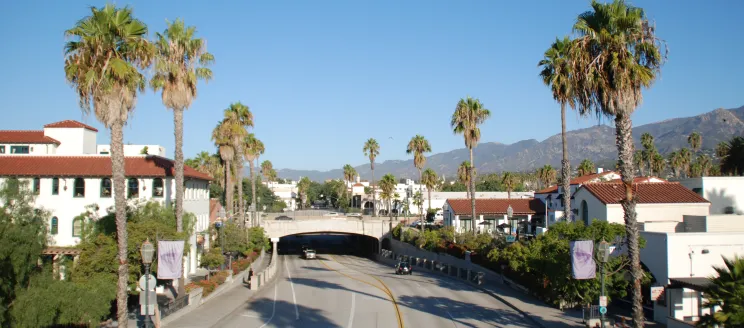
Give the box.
[217,207,226,270]
[597,239,611,327]
[140,239,156,328]
[506,205,514,239]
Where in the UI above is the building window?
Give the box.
[50,217,58,235]
[10,146,30,154]
[0,145,4,153]
[692,188,703,196]
[152,178,164,197]
[128,178,139,199]
[72,218,83,237]
[33,177,40,195]
[52,178,59,195]
[581,200,589,225]
[100,178,112,197]
[74,178,85,197]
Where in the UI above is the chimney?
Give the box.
[597,168,604,174]
[356,175,360,183]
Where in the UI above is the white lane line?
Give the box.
[284,257,300,320]
[258,285,277,328]
[347,292,356,328]
[418,282,458,327]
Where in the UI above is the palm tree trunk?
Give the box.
[615,112,644,328]
[419,169,424,221]
[371,164,376,217]
[111,120,129,327]
[174,109,185,233]
[225,160,234,219]
[561,102,571,223]
[236,159,244,224]
[250,159,257,227]
[469,148,476,234]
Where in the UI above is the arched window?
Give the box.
[581,200,589,226]
[72,218,82,237]
[74,178,85,197]
[50,217,58,235]
[128,178,139,199]
[153,178,164,197]
[101,178,112,197]
[52,178,59,195]
[32,177,40,195]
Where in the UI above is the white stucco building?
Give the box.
[572,182,710,226]
[535,169,621,223]
[265,180,298,210]
[679,176,744,215]
[442,198,546,234]
[0,120,211,277]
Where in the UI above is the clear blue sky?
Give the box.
[1,1,742,171]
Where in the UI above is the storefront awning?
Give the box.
[668,277,712,291]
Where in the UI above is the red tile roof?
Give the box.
[353,183,364,187]
[43,120,98,132]
[0,155,211,180]
[446,198,545,216]
[579,182,709,205]
[535,171,618,194]
[0,131,61,145]
[606,176,667,184]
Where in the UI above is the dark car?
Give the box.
[395,261,412,275]
[275,215,293,220]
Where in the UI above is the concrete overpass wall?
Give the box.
[261,219,393,240]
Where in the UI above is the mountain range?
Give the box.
[272,105,744,182]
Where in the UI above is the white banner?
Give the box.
[157,240,184,279]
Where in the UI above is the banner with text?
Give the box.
[570,240,596,280]
[157,240,184,279]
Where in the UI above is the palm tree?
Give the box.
[421,168,438,213]
[363,139,380,217]
[223,103,252,222]
[720,136,744,176]
[501,172,518,199]
[668,151,682,178]
[244,134,264,226]
[577,159,595,177]
[633,150,645,176]
[640,133,657,176]
[261,160,275,182]
[650,153,666,176]
[212,120,235,213]
[698,255,744,327]
[64,5,153,325]
[696,154,712,177]
[457,161,473,197]
[151,19,214,233]
[688,132,702,153]
[379,174,396,220]
[343,164,357,184]
[539,36,575,222]
[570,1,667,324]
[536,165,557,189]
[297,177,311,209]
[451,96,491,232]
[716,141,730,159]
[680,148,693,177]
[406,135,431,219]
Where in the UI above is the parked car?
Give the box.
[275,215,293,220]
[304,249,316,259]
[395,261,412,275]
[347,213,362,219]
[323,212,339,217]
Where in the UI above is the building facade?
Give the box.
[443,198,546,234]
[679,176,744,215]
[0,120,211,277]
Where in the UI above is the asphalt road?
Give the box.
[212,254,535,328]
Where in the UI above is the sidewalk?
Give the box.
[160,255,271,328]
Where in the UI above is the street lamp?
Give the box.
[597,239,611,327]
[140,239,155,328]
[216,207,226,270]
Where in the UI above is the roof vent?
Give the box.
[597,168,604,174]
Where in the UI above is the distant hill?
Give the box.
[273,105,744,182]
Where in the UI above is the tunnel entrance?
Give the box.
[277,233,379,257]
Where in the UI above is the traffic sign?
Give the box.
[505,235,516,243]
[599,295,608,307]
[599,306,607,315]
[139,274,157,291]
[139,290,156,315]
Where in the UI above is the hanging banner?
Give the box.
[157,240,184,279]
[570,240,596,280]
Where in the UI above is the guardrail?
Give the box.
[249,249,278,290]
[377,249,485,286]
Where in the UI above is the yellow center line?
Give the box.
[318,255,404,328]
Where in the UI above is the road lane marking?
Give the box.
[258,285,278,328]
[326,255,404,328]
[284,258,300,320]
[418,280,458,327]
[347,292,356,328]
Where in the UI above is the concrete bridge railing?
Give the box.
[261,218,393,240]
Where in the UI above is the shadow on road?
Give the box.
[397,294,533,327]
[245,297,342,328]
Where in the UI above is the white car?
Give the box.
[323,212,339,217]
[304,249,316,259]
[347,213,362,219]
